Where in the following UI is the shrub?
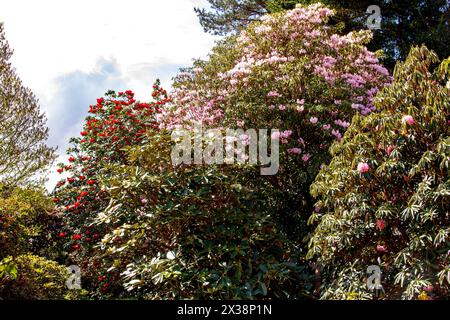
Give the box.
[0,185,61,261]
[52,81,169,294]
[90,132,313,299]
[308,46,450,300]
[0,254,73,300]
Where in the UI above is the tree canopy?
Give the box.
[0,23,56,186]
[195,0,450,70]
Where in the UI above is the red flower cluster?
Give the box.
[52,81,169,260]
[73,233,82,241]
[376,219,386,231]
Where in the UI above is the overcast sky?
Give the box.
[1,0,218,190]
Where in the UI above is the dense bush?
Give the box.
[90,132,312,299]
[0,185,77,299]
[0,254,71,300]
[307,46,450,299]
[0,185,61,260]
[52,81,169,294]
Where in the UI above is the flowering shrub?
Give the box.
[52,81,169,294]
[90,132,313,299]
[307,46,450,299]
[165,3,391,240]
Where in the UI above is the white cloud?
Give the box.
[1,0,217,99]
[0,0,218,190]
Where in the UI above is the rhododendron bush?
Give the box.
[90,132,312,299]
[51,81,169,294]
[166,3,391,240]
[307,46,450,300]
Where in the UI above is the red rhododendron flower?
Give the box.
[67,177,75,183]
[73,234,82,241]
[57,168,63,174]
[69,157,75,162]
[376,219,386,231]
[79,191,88,198]
[81,131,88,136]
[58,232,66,238]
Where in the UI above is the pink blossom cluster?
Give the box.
[161,3,391,165]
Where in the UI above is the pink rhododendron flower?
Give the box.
[302,154,311,162]
[310,117,318,124]
[288,148,302,154]
[267,90,281,97]
[402,115,415,125]
[357,162,370,173]
[376,245,387,253]
[335,119,350,128]
[240,134,251,146]
[331,129,342,140]
[280,130,293,139]
[385,145,395,156]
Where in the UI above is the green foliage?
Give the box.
[0,23,56,186]
[91,132,313,299]
[0,254,77,300]
[0,185,74,300]
[0,184,61,261]
[308,46,450,300]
